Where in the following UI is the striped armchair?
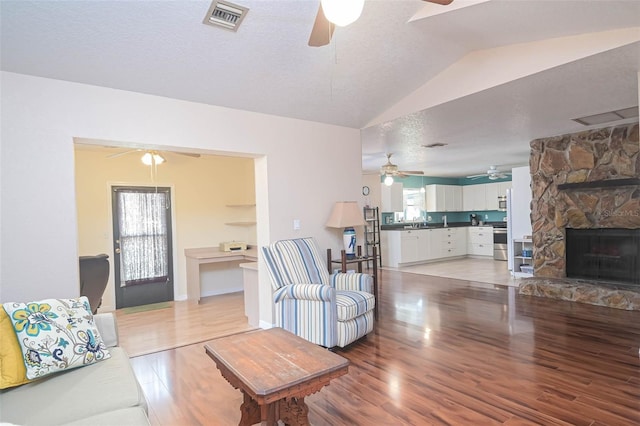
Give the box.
[262,238,375,348]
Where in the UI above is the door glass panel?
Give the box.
[117,190,169,286]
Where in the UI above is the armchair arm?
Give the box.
[93,312,119,348]
[331,273,373,293]
[273,284,336,303]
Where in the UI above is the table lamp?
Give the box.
[326,201,366,259]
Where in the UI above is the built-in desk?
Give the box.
[185,247,258,303]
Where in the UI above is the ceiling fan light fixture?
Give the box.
[321,0,364,27]
[141,152,165,166]
[384,175,394,186]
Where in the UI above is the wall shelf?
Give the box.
[226,204,256,227]
[512,238,533,278]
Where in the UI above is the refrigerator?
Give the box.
[507,167,533,273]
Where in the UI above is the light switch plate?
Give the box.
[293,219,300,230]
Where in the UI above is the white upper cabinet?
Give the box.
[380,182,404,212]
[497,181,511,197]
[462,184,486,211]
[425,184,462,212]
[463,181,512,211]
[485,183,499,210]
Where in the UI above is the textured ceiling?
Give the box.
[1,0,639,177]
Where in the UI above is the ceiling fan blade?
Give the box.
[466,174,486,179]
[308,4,335,47]
[173,152,201,158]
[106,149,141,159]
[423,0,454,5]
[398,171,425,176]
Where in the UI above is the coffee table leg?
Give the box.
[279,397,310,426]
[239,392,260,426]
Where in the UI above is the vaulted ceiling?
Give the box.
[2,0,639,177]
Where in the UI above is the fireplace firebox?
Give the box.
[566,228,640,287]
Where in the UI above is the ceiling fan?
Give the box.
[107,149,200,165]
[467,166,512,180]
[380,153,424,178]
[309,0,454,47]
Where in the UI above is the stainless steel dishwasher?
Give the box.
[493,226,508,261]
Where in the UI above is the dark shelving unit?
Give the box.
[363,206,382,269]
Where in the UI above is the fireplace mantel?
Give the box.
[557,177,640,190]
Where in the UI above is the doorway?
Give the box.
[112,186,174,308]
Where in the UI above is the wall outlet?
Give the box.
[427,216,432,222]
[484,214,489,220]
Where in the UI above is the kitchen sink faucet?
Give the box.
[442,215,448,227]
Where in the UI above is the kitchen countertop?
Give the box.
[381,222,506,231]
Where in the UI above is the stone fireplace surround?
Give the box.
[519,122,640,310]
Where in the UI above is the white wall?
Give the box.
[0,72,362,327]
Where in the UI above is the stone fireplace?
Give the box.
[519,122,640,309]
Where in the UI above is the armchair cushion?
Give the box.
[273,284,336,303]
[336,291,375,321]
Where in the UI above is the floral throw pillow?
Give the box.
[2,296,111,380]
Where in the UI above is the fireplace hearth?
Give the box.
[566,228,640,287]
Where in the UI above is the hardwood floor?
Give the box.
[115,292,255,357]
[127,270,640,425]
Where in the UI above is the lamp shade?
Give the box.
[326,201,366,228]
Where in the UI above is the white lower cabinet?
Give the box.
[383,227,473,267]
[400,231,420,264]
[439,228,466,258]
[467,226,494,256]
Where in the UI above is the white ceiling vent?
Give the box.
[203,1,249,32]
[572,106,638,126]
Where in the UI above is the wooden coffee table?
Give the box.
[205,328,349,426]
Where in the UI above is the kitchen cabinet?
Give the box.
[381,182,403,212]
[382,227,469,267]
[485,183,499,210]
[463,182,512,211]
[439,227,466,258]
[462,184,485,211]
[497,181,511,197]
[467,226,493,256]
[382,229,425,267]
[398,231,419,264]
[425,185,462,212]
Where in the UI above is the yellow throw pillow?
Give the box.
[0,307,31,389]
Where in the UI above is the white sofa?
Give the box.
[0,313,149,426]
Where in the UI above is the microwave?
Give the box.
[498,196,507,211]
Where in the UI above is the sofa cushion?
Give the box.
[2,297,111,380]
[336,290,375,321]
[0,347,145,425]
[0,308,31,389]
[63,407,150,426]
